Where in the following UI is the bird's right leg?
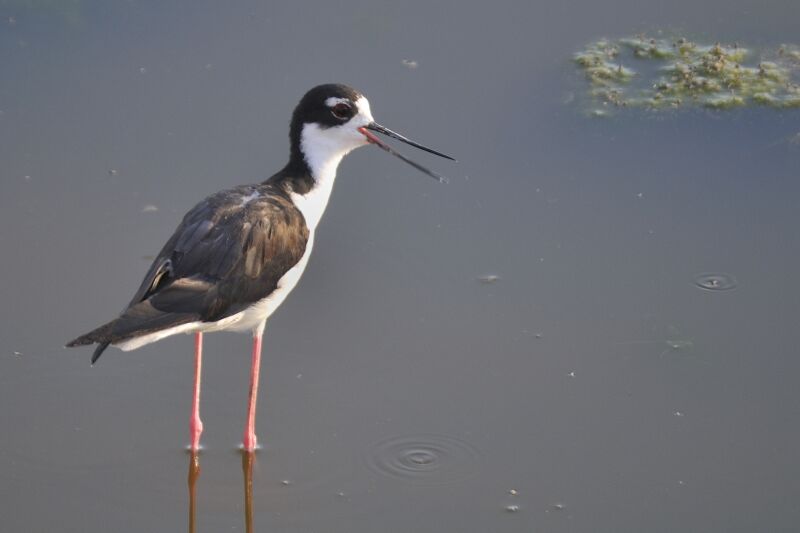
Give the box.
[242,331,263,451]
[190,332,204,451]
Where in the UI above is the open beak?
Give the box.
[358,122,455,183]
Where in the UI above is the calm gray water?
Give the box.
[1,1,799,532]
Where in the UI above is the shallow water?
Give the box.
[1,1,799,532]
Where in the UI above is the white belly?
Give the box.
[115,232,316,351]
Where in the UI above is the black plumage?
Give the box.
[66,84,367,364]
[64,83,454,451]
[67,180,309,363]
[67,83,452,366]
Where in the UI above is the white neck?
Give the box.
[290,122,361,231]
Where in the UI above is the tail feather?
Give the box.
[91,342,111,365]
[67,300,201,364]
[66,320,118,365]
[66,320,116,348]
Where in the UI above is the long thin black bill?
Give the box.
[358,127,448,183]
[365,122,456,161]
[358,125,453,183]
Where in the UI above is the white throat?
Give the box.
[291,97,373,231]
[291,124,349,231]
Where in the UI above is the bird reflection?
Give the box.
[187,450,256,533]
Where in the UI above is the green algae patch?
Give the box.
[574,35,800,115]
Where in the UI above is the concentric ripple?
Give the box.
[693,272,738,291]
[365,434,481,485]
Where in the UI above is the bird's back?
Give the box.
[67,181,310,361]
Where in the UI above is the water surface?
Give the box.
[1,1,799,531]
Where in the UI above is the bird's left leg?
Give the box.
[189,332,204,451]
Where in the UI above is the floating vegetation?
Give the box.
[574,35,800,115]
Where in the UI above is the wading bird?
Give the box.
[67,84,454,451]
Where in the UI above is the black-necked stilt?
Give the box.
[67,84,454,451]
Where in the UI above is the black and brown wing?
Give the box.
[67,184,309,363]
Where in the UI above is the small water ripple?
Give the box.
[693,272,738,291]
[365,434,481,485]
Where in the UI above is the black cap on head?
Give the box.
[288,83,455,183]
[290,84,362,136]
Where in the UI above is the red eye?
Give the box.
[331,103,351,119]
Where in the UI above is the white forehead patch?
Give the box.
[354,96,374,122]
[325,96,351,108]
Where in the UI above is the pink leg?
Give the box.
[242,333,263,451]
[190,332,204,451]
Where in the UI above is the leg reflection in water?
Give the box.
[242,450,255,533]
[187,451,200,533]
[186,450,256,533]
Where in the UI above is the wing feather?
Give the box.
[70,184,309,351]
